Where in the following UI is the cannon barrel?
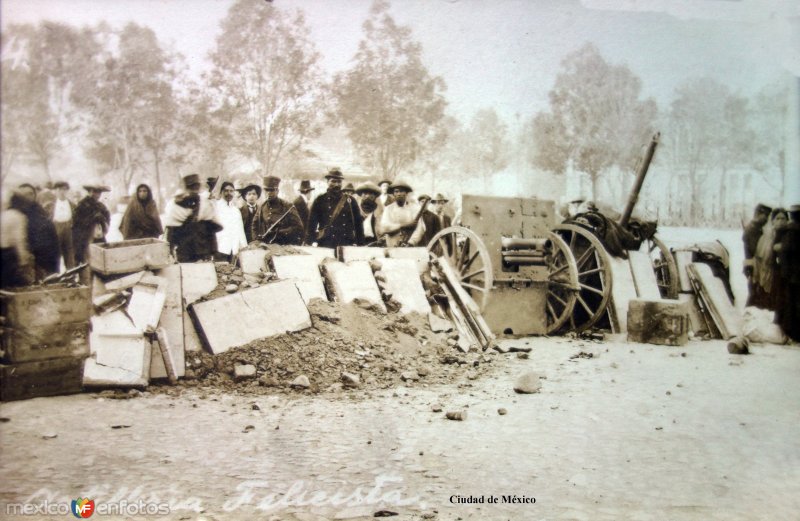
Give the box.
[619,132,660,228]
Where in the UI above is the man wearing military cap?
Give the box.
[306,168,364,247]
[356,181,382,245]
[253,176,304,245]
[163,173,222,262]
[743,202,772,305]
[293,179,314,232]
[238,183,262,243]
[380,180,423,247]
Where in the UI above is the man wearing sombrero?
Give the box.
[73,183,111,266]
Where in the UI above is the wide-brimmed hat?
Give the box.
[299,180,314,192]
[325,168,344,181]
[390,180,412,193]
[343,183,355,193]
[182,174,201,189]
[355,182,381,196]
[755,203,773,215]
[378,179,392,186]
[83,184,111,192]
[53,181,70,190]
[237,183,262,198]
[418,194,431,202]
[431,193,449,203]
[262,176,281,190]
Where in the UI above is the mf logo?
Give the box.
[71,498,94,518]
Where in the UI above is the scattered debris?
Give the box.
[498,408,508,415]
[290,375,311,389]
[234,364,257,381]
[514,372,543,394]
[727,337,750,355]
[445,411,467,421]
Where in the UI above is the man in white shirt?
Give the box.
[380,180,422,247]
[43,181,76,269]
[214,181,247,262]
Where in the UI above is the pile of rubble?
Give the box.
[171,299,496,395]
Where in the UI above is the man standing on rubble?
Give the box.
[355,182,382,245]
[253,176,304,245]
[743,203,772,305]
[380,180,422,247]
[238,183,262,243]
[306,168,363,248]
[164,173,222,262]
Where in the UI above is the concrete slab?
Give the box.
[190,280,311,354]
[84,334,151,388]
[239,249,269,275]
[180,262,217,352]
[339,246,386,263]
[127,276,166,332]
[608,255,638,333]
[180,262,218,304]
[322,261,386,312]
[102,271,148,293]
[271,255,328,304]
[90,311,139,340]
[371,258,431,315]
[386,247,430,275]
[628,250,662,300]
[295,246,336,264]
[627,298,690,346]
[151,265,184,378]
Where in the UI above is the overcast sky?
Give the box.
[3,0,798,127]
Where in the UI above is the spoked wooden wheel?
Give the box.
[427,226,493,311]
[544,232,579,334]
[641,235,679,299]
[553,223,613,333]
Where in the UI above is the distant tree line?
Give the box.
[0,0,787,226]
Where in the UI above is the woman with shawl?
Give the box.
[120,184,163,240]
[752,208,789,311]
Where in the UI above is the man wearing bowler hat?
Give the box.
[253,176,304,245]
[293,180,315,233]
[306,168,363,248]
[164,173,222,262]
[238,183,262,243]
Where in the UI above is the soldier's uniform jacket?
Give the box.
[306,191,364,248]
[253,197,304,245]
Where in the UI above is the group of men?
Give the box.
[163,168,453,263]
[1,182,111,288]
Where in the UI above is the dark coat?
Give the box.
[253,198,304,245]
[10,195,60,276]
[72,196,111,263]
[293,195,310,232]
[777,221,800,341]
[743,221,764,261]
[240,203,260,243]
[306,191,364,248]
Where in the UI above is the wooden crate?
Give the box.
[1,356,85,401]
[627,298,690,346]
[0,285,91,329]
[2,321,90,363]
[90,238,171,275]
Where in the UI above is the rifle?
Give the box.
[259,205,296,244]
[385,198,430,246]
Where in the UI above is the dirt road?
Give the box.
[2,336,799,520]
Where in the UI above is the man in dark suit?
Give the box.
[293,179,314,233]
[253,176,304,245]
[306,168,363,248]
[238,183,262,243]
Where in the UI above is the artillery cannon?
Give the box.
[426,133,678,335]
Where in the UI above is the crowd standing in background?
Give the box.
[0,168,456,289]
